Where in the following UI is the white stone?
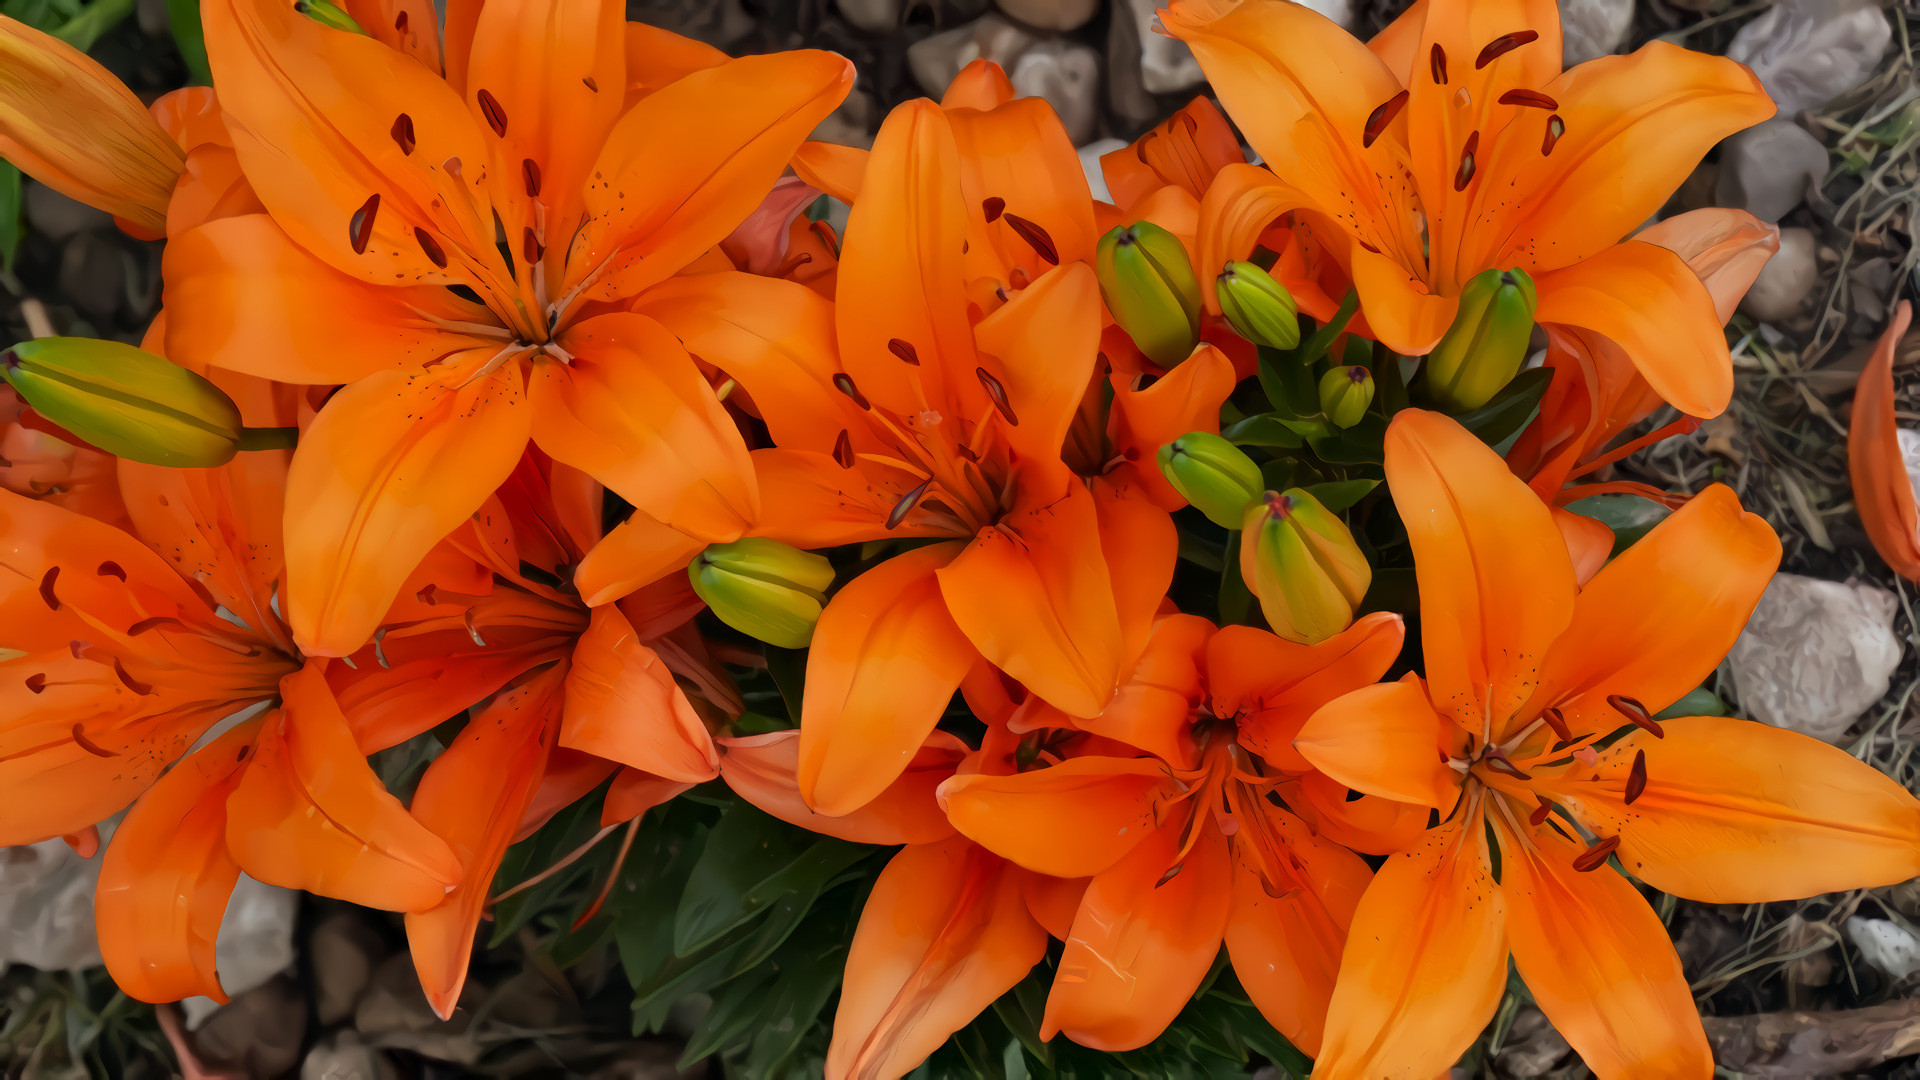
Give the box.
[837,0,900,34]
[182,875,300,1029]
[1896,428,1920,502]
[1078,138,1128,204]
[1120,0,1204,94]
[1559,0,1633,66]
[907,14,1039,98]
[1010,40,1102,145]
[1740,226,1817,323]
[995,0,1100,31]
[0,838,103,973]
[1715,119,1828,223]
[1726,573,1902,744]
[1727,0,1893,114]
[1846,917,1920,980]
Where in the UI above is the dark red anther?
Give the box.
[1430,43,1447,84]
[127,615,182,636]
[1624,748,1648,805]
[954,442,979,462]
[522,158,542,198]
[1003,213,1059,265]
[414,227,448,268]
[832,429,855,469]
[96,561,125,581]
[976,367,1019,425]
[832,372,870,409]
[113,659,154,696]
[1607,694,1663,737]
[349,193,380,254]
[393,9,407,31]
[71,723,117,758]
[982,196,1006,222]
[1539,706,1571,742]
[1453,130,1479,191]
[888,338,920,366]
[887,477,932,530]
[1572,834,1621,872]
[1363,90,1409,148]
[390,113,416,155]
[1542,114,1565,155]
[25,673,46,694]
[1528,799,1553,826]
[67,640,89,659]
[1476,30,1539,69]
[522,227,543,265]
[38,567,58,610]
[582,76,599,92]
[1499,89,1558,110]
[476,88,508,136]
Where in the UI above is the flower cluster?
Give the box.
[2,0,1918,1076]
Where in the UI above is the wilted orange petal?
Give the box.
[1850,302,1920,578]
[721,729,963,846]
[560,605,718,784]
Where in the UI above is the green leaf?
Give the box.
[673,801,867,954]
[0,162,23,275]
[51,0,134,51]
[1175,525,1224,572]
[764,646,807,723]
[1305,412,1388,465]
[1654,685,1726,720]
[1218,529,1253,626]
[165,0,211,83]
[1222,412,1304,448]
[1299,478,1378,513]
[1454,366,1552,449]
[1256,348,1318,421]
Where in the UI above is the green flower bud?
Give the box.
[1095,221,1201,367]
[293,0,367,33]
[1158,431,1263,528]
[1215,261,1301,350]
[1318,365,1375,428]
[1,337,244,468]
[1239,489,1371,645]
[1425,267,1537,413]
[689,538,836,649]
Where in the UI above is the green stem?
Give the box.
[53,0,136,52]
[237,426,298,451]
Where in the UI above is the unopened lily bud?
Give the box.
[1216,260,1301,350]
[292,0,367,32]
[1095,221,1201,367]
[1,337,244,467]
[688,538,835,649]
[1319,366,1375,428]
[1158,431,1263,528]
[1239,489,1371,645]
[1425,267,1537,412]
[0,15,184,233]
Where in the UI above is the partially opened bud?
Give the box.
[0,15,183,233]
[1096,221,1202,367]
[1158,431,1263,528]
[1319,365,1375,428]
[1425,267,1537,412]
[1216,261,1301,350]
[1,337,244,467]
[1240,489,1371,645]
[689,538,836,649]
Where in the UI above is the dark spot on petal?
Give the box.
[350,193,380,254]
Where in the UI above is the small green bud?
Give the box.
[1095,221,1202,367]
[1239,489,1371,645]
[1425,267,1537,413]
[1318,366,1375,428]
[1215,261,1301,350]
[1158,431,1263,528]
[293,0,367,33]
[689,538,836,649]
[0,338,244,468]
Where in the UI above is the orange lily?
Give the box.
[937,610,1408,1054]
[1850,301,1920,579]
[577,93,1198,820]
[1510,208,1780,506]
[1166,0,1774,420]
[0,14,185,234]
[159,0,852,656]
[1293,409,1920,1078]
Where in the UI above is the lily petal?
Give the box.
[939,756,1172,879]
[1295,680,1458,809]
[1634,208,1779,326]
[1850,302,1920,578]
[571,508,708,608]
[973,262,1103,469]
[560,605,718,783]
[721,729,963,846]
[1208,612,1405,772]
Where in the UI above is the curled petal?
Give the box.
[560,605,718,784]
[1850,302,1920,579]
[721,728,963,846]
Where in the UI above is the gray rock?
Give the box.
[1726,0,1893,114]
[1725,573,1902,744]
[302,1031,400,1080]
[1493,1007,1576,1078]
[1560,0,1633,66]
[356,954,482,1064]
[1120,0,1204,95]
[1740,225,1816,323]
[836,0,900,34]
[995,0,1100,31]
[0,837,102,973]
[311,910,388,1026]
[181,874,299,1029]
[1009,40,1101,144]
[907,14,1040,98]
[1078,138,1128,203]
[811,88,877,150]
[1845,917,1920,980]
[24,182,112,240]
[1715,118,1827,223]
[193,976,307,1080]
